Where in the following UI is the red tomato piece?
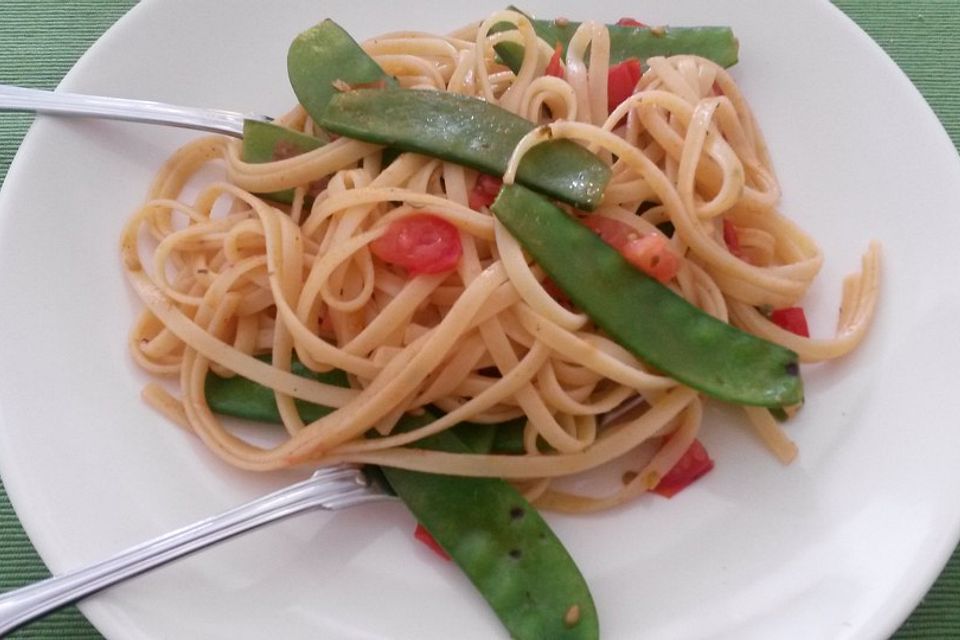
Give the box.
[414,523,451,561]
[607,58,643,113]
[371,214,462,275]
[722,219,743,258]
[582,216,679,283]
[653,438,714,498]
[545,42,564,78]
[616,18,648,28]
[468,174,503,211]
[317,312,336,339]
[541,276,573,307]
[620,234,680,284]
[581,215,636,250]
[770,307,810,337]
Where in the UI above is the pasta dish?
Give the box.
[120,10,879,515]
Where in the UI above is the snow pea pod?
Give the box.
[491,184,802,407]
[494,14,739,72]
[287,19,397,125]
[381,415,599,640]
[204,357,522,454]
[203,364,597,638]
[240,120,328,203]
[319,88,610,210]
[204,355,347,423]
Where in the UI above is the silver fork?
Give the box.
[0,83,271,138]
[0,86,383,635]
[0,464,393,636]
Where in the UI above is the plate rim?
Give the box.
[2,1,960,638]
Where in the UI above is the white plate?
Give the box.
[2,0,959,638]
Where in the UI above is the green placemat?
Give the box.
[1,4,140,638]
[1,1,959,638]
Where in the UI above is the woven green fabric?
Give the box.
[1,4,141,638]
[1,1,958,638]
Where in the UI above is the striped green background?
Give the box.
[1,1,958,637]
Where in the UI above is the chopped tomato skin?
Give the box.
[371,214,462,275]
[545,42,564,78]
[607,58,643,113]
[414,523,451,561]
[541,276,573,307]
[722,219,744,258]
[468,174,503,211]
[653,438,714,498]
[271,140,304,161]
[582,215,637,250]
[582,215,679,283]
[770,307,810,337]
[317,312,336,339]
[345,78,389,92]
[616,18,648,28]
[620,234,680,284]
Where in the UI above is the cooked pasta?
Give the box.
[120,11,879,513]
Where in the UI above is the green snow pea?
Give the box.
[381,414,599,640]
[319,88,610,210]
[240,120,328,203]
[494,12,739,72]
[203,356,520,452]
[204,354,347,424]
[288,19,397,125]
[203,362,597,638]
[491,184,802,407]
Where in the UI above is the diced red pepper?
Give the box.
[616,18,648,28]
[722,219,743,258]
[607,58,643,113]
[414,523,451,561]
[582,215,679,283]
[468,174,503,211]
[544,42,564,78]
[371,214,462,275]
[653,438,714,498]
[770,307,810,338]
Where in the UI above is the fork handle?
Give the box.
[0,467,383,636]
[0,83,262,138]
